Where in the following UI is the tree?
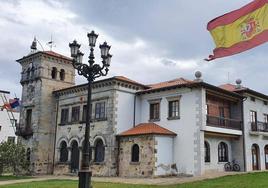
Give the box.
[0,141,29,175]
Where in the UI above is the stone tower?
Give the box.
[16,46,75,174]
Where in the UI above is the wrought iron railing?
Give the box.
[251,121,268,132]
[206,115,242,130]
[15,123,33,138]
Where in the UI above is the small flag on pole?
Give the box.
[206,0,268,61]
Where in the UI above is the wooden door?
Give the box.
[71,141,80,172]
[265,145,268,170]
[252,144,259,170]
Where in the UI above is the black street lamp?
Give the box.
[69,31,112,188]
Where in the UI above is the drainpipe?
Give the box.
[133,95,136,127]
[52,96,59,174]
[241,97,247,172]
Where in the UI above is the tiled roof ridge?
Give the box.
[118,122,177,136]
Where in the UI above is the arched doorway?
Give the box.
[71,141,80,173]
[252,144,260,170]
[265,145,268,170]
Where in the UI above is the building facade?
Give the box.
[16,50,268,177]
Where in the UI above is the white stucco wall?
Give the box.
[0,94,18,143]
[136,87,203,175]
[243,93,268,171]
[115,88,135,134]
[154,136,174,176]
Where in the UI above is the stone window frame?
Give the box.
[60,108,69,125]
[204,141,211,163]
[51,67,57,79]
[166,96,181,120]
[59,141,68,163]
[71,106,80,123]
[94,139,105,164]
[218,142,228,162]
[59,69,65,81]
[130,144,140,164]
[148,98,161,122]
[95,101,106,121]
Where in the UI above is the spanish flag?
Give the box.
[206,0,268,61]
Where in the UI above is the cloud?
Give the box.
[0,0,268,100]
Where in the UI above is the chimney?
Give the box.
[194,71,203,82]
[235,79,242,89]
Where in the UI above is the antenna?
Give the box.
[47,35,56,51]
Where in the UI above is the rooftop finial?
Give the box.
[235,79,242,89]
[30,37,37,52]
[194,71,202,82]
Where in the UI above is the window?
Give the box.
[26,109,32,129]
[7,136,15,143]
[82,105,92,122]
[250,111,257,123]
[26,148,31,163]
[264,114,268,123]
[26,68,30,79]
[71,106,80,122]
[218,142,228,162]
[131,144,139,162]
[51,67,57,79]
[219,106,225,126]
[60,108,69,124]
[0,126,2,131]
[204,141,210,162]
[168,100,179,118]
[94,139,105,162]
[150,103,160,120]
[95,102,105,119]
[60,69,65,81]
[264,101,268,105]
[59,141,68,162]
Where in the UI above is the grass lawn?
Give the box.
[0,172,268,188]
[0,176,32,181]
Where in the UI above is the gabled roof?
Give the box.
[219,83,268,100]
[118,123,177,137]
[16,50,72,62]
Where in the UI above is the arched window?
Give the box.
[60,69,65,81]
[26,68,31,79]
[51,67,57,79]
[131,144,139,162]
[204,141,210,162]
[218,142,228,162]
[26,148,31,163]
[30,66,35,78]
[94,139,105,162]
[59,141,68,162]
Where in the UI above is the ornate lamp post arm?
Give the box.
[69,31,112,188]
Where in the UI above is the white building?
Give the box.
[15,50,268,177]
[0,90,19,143]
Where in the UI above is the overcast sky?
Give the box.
[0,0,268,98]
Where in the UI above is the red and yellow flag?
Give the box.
[206,0,268,61]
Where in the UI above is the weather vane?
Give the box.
[47,35,56,51]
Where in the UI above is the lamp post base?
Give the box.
[78,170,92,188]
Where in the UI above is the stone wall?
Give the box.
[118,135,156,177]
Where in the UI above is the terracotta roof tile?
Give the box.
[119,123,177,136]
[219,83,247,92]
[43,51,72,61]
[114,76,146,87]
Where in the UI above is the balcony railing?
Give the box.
[15,123,33,139]
[206,115,242,130]
[251,121,268,132]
